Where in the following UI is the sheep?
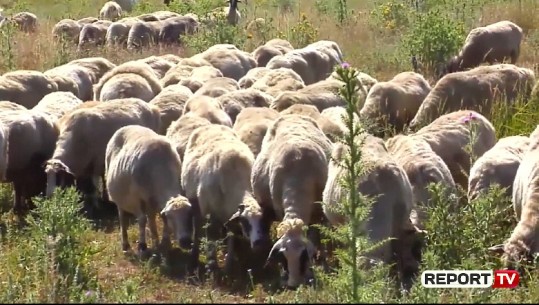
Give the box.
[78,20,113,49]
[192,77,239,98]
[182,95,233,127]
[152,10,181,20]
[177,66,224,92]
[105,18,137,47]
[0,70,59,109]
[158,15,199,46]
[360,71,431,136]
[52,19,82,44]
[411,110,497,191]
[112,0,139,12]
[137,55,176,79]
[149,84,193,134]
[126,20,162,49]
[159,54,182,64]
[386,134,458,230]
[233,107,279,157]
[409,64,536,130]
[32,91,83,122]
[250,68,305,97]
[44,63,95,101]
[318,106,361,142]
[270,78,349,112]
[77,17,99,25]
[488,125,539,268]
[44,98,161,217]
[165,113,211,160]
[441,20,523,78]
[217,88,274,123]
[191,47,257,81]
[322,132,422,290]
[180,123,272,275]
[238,67,271,89]
[328,70,379,94]
[468,135,530,202]
[252,39,295,67]
[68,57,116,84]
[0,121,7,182]
[0,109,58,214]
[105,124,187,255]
[94,61,162,102]
[100,1,123,21]
[253,114,333,289]
[266,41,342,85]
[8,12,38,33]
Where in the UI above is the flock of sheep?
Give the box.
[0,1,538,292]
[1,0,242,51]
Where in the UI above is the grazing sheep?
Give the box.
[44,98,161,217]
[32,91,83,122]
[412,110,497,191]
[159,15,199,46]
[45,73,79,97]
[386,134,458,230]
[318,106,361,142]
[252,39,295,67]
[322,133,422,290]
[126,20,162,49]
[279,104,321,119]
[177,65,223,92]
[442,20,523,78]
[192,77,239,98]
[217,88,274,123]
[250,68,305,97]
[233,107,279,157]
[77,17,99,25]
[159,54,182,64]
[489,125,539,268]
[182,95,233,127]
[44,63,94,101]
[328,70,379,95]
[52,19,82,44]
[180,123,271,275]
[267,41,342,85]
[78,20,112,49]
[468,135,530,202]
[100,1,123,21]
[94,61,162,102]
[165,113,211,160]
[409,64,535,130]
[105,124,187,255]
[149,84,193,134]
[270,78,349,112]
[253,114,333,289]
[360,72,431,136]
[105,18,137,47]
[238,67,271,89]
[0,109,58,214]
[0,70,59,109]
[191,47,257,81]
[9,12,38,33]
[68,57,116,84]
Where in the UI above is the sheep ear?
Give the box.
[160,204,174,216]
[264,238,284,268]
[488,244,505,255]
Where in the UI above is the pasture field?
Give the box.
[1,0,539,303]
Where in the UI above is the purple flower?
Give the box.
[460,112,479,123]
[341,62,350,69]
[85,290,95,298]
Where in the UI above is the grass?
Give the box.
[1,0,539,303]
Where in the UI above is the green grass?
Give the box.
[1,0,539,303]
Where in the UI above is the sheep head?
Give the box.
[161,195,194,250]
[265,218,316,289]
[44,159,75,197]
[225,198,270,251]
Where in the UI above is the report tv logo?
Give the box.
[421,270,520,288]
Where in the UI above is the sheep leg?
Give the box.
[13,181,25,215]
[204,215,223,273]
[147,213,160,251]
[189,210,201,275]
[159,213,172,254]
[137,214,148,255]
[118,208,131,252]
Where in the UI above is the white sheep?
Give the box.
[182,95,233,127]
[192,76,239,98]
[105,124,187,255]
[52,19,82,44]
[253,114,333,289]
[94,61,162,102]
[44,98,161,217]
[217,88,274,123]
[32,91,83,122]
[100,1,123,21]
[180,123,271,275]
[165,113,211,160]
[78,20,112,49]
[149,83,193,134]
[190,47,257,81]
[44,63,95,101]
[0,70,59,108]
[233,107,279,157]
[250,68,305,97]
[68,57,116,84]
[468,135,530,202]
